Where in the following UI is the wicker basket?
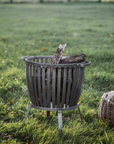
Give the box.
[99,91,114,127]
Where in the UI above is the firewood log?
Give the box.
[51,44,67,64]
[59,54,86,64]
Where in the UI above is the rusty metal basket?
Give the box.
[21,56,91,135]
[99,91,114,127]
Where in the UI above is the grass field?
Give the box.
[0,2,114,144]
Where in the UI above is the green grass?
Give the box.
[0,2,114,144]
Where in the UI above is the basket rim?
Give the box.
[24,56,90,67]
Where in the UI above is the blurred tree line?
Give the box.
[10,0,44,2]
[9,0,72,2]
[9,0,102,3]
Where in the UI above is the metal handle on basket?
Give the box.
[21,56,33,61]
[80,61,91,67]
[84,61,91,67]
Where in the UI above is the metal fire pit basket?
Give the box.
[21,56,91,135]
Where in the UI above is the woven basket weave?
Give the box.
[99,91,114,127]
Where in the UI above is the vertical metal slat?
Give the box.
[66,67,72,107]
[47,66,51,107]
[33,65,39,106]
[37,58,39,74]
[52,67,56,108]
[28,65,34,104]
[42,67,46,107]
[30,65,36,105]
[45,58,47,63]
[72,66,80,106]
[80,67,85,94]
[57,67,61,108]
[75,67,84,105]
[69,66,77,107]
[26,64,33,103]
[38,66,42,106]
[37,58,39,63]
[61,67,67,108]
[73,67,82,106]
[50,58,52,64]
[41,58,43,63]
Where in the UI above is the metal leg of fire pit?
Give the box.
[23,105,31,125]
[47,111,50,123]
[58,110,62,136]
[78,106,84,124]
